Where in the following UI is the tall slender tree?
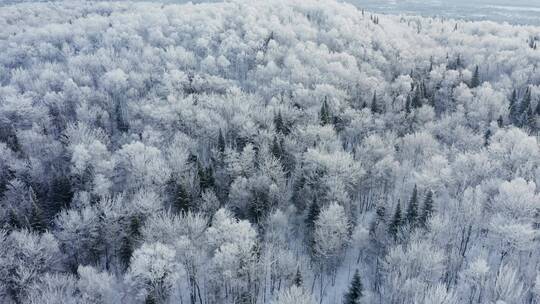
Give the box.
[218,129,226,153]
[388,201,403,240]
[293,267,303,287]
[274,111,285,134]
[370,92,379,114]
[419,190,434,229]
[406,185,419,227]
[471,65,480,88]
[319,97,332,125]
[509,89,519,124]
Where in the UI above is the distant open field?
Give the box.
[347,0,540,25]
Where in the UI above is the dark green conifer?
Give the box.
[173,182,190,213]
[320,97,332,125]
[419,190,434,229]
[274,111,285,134]
[388,202,403,240]
[370,92,379,114]
[293,267,303,287]
[271,136,282,160]
[218,129,226,153]
[406,185,419,227]
[343,269,363,304]
[471,65,480,88]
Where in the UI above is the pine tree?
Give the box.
[305,200,321,254]
[497,115,504,128]
[119,236,133,270]
[375,205,386,223]
[271,135,282,160]
[483,129,492,147]
[406,185,419,227]
[173,182,190,213]
[370,92,379,114]
[49,175,74,218]
[405,95,411,114]
[115,101,129,133]
[535,99,540,116]
[419,190,434,229]
[129,216,141,239]
[306,200,320,230]
[274,111,285,134]
[293,267,303,287]
[29,203,46,233]
[534,208,540,230]
[526,105,536,132]
[509,89,519,125]
[388,201,403,240]
[217,129,226,153]
[319,97,332,125]
[343,269,363,304]
[28,187,46,232]
[198,163,215,191]
[8,209,20,230]
[521,88,532,114]
[456,54,462,69]
[520,88,532,127]
[471,65,480,88]
[145,295,157,304]
[411,86,422,108]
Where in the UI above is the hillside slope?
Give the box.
[0,1,540,303]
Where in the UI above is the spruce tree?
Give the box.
[173,182,190,213]
[405,95,411,114]
[8,209,20,230]
[520,88,532,126]
[119,236,133,270]
[48,175,74,220]
[145,295,157,304]
[526,105,536,132]
[217,129,225,153]
[521,88,532,115]
[411,86,422,108]
[497,115,504,128]
[370,92,379,114]
[29,204,46,233]
[115,101,129,133]
[274,111,285,134]
[306,200,320,230]
[293,267,303,287]
[198,163,215,191]
[471,65,480,88]
[483,129,492,147]
[271,136,282,160]
[419,190,434,229]
[320,97,332,125]
[406,185,419,227]
[509,89,519,124]
[343,269,363,304]
[28,187,46,232]
[305,200,320,254]
[129,216,141,239]
[388,201,403,240]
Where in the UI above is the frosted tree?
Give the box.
[271,285,316,304]
[126,242,183,304]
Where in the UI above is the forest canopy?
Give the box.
[0,0,540,303]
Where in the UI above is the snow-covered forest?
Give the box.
[1,0,540,303]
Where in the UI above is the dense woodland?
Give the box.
[1,0,540,303]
